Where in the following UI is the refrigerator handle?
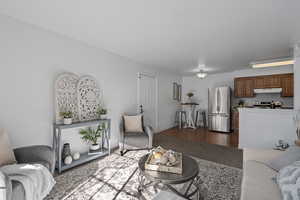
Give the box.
[217,88,220,113]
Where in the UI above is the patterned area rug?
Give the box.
[46,150,242,200]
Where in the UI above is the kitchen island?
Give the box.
[238,108,296,149]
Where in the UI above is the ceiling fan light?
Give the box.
[197,72,207,78]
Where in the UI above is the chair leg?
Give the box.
[202,111,207,128]
[175,111,178,124]
[179,112,182,129]
[195,111,199,127]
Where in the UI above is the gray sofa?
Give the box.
[241,148,284,200]
[5,145,55,200]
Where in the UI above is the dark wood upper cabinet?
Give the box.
[254,77,264,89]
[234,78,243,97]
[281,74,294,97]
[234,78,254,97]
[263,75,281,88]
[234,73,294,98]
[244,79,254,97]
[254,75,281,89]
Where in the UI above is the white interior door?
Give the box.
[137,73,158,130]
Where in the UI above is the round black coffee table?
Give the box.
[138,154,201,200]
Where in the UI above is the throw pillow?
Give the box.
[277,161,300,200]
[0,129,16,166]
[265,146,300,171]
[123,115,144,133]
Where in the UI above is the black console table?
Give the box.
[53,119,111,173]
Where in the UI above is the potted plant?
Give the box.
[97,107,108,119]
[79,123,106,150]
[187,92,194,102]
[60,111,73,125]
[187,92,194,98]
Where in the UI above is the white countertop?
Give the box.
[238,107,294,113]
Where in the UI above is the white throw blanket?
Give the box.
[0,164,55,200]
[277,161,300,200]
[0,170,8,200]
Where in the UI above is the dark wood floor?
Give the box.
[153,127,242,168]
[158,127,239,148]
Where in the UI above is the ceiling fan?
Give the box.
[188,63,208,78]
[196,69,207,79]
[195,63,208,78]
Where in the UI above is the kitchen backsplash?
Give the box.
[234,93,294,107]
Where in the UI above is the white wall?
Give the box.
[182,66,294,110]
[0,15,181,149]
[294,44,300,110]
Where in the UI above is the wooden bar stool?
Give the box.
[175,110,187,129]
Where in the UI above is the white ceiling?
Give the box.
[0,0,299,75]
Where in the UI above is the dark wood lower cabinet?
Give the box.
[232,111,239,130]
[231,111,239,148]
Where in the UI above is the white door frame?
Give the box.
[137,72,159,131]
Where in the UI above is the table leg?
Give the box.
[185,107,196,129]
[189,110,196,129]
[165,184,193,200]
[138,171,201,199]
[52,128,57,169]
[193,176,203,200]
[138,172,147,192]
[167,176,201,200]
[58,129,62,174]
[138,172,161,193]
[108,120,111,155]
[184,179,195,196]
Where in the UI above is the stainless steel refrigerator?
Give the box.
[208,87,231,132]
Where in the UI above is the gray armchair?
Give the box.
[3,145,55,200]
[13,145,55,174]
[119,115,154,156]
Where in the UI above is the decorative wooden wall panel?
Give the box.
[55,72,79,123]
[77,75,101,121]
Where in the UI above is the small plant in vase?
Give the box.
[187,92,194,102]
[97,107,108,119]
[79,123,106,151]
[60,111,73,125]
